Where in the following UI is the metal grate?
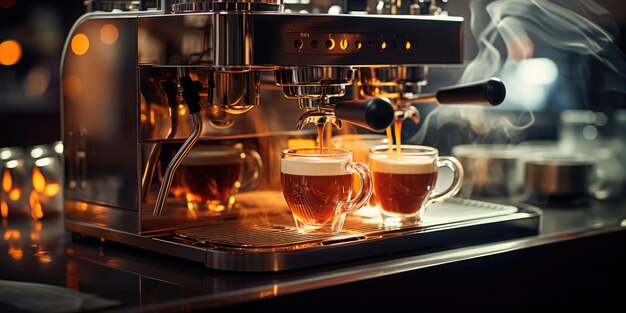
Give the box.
[175,197,518,248]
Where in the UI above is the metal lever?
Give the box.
[408,77,506,106]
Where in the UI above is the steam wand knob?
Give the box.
[178,76,203,114]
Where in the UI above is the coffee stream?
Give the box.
[385,119,403,154]
[316,124,325,154]
[316,118,402,155]
[394,119,403,153]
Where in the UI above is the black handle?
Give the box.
[334,97,394,132]
[436,77,506,106]
[178,75,203,114]
[161,78,179,108]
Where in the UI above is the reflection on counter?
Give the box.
[1,194,626,311]
[0,279,120,313]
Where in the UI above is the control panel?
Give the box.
[286,32,417,56]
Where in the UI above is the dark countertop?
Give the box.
[1,197,626,312]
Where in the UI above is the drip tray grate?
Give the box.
[175,198,526,249]
[170,197,540,271]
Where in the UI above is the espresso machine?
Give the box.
[62,0,539,271]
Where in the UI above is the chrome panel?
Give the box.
[62,17,139,211]
[137,13,463,67]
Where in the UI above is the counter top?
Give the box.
[1,197,625,312]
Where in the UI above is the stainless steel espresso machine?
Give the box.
[61,0,540,271]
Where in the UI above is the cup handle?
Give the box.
[240,149,263,191]
[426,156,464,206]
[340,161,373,214]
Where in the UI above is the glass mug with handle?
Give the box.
[281,148,372,234]
[369,145,464,226]
[177,143,262,214]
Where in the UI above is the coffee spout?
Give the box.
[394,105,421,124]
[296,110,342,131]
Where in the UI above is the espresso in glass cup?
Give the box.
[369,145,464,226]
[281,148,372,234]
[178,144,262,213]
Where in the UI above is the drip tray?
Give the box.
[172,198,541,272]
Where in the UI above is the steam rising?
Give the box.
[408,0,626,148]
[464,0,626,86]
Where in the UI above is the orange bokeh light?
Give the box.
[0,39,21,66]
[9,189,20,201]
[44,183,60,197]
[100,24,119,45]
[2,168,11,192]
[8,245,23,260]
[32,167,46,193]
[29,191,43,220]
[1,199,7,218]
[71,33,90,56]
[3,229,20,240]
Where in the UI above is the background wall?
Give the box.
[0,0,84,147]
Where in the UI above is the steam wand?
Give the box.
[153,70,203,217]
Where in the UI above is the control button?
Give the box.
[326,38,336,50]
[294,39,304,50]
[355,40,362,50]
[380,41,387,50]
[405,40,412,50]
[339,38,349,50]
[311,39,318,49]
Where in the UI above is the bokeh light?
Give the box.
[24,66,51,97]
[100,24,119,45]
[0,39,22,66]
[71,33,89,56]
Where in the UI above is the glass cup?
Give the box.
[1,147,30,219]
[177,143,262,213]
[331,134,388,211]
[281,148,373,234]
[369,145,464,226]
[27,142,64,219]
